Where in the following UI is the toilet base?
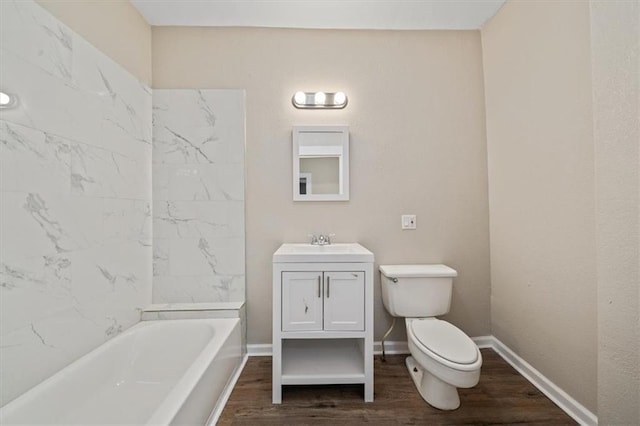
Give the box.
[405,356,460,411]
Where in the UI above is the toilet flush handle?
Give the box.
[389,277,398,283]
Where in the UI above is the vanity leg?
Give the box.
[364,336,374,402]
[272,339,282,404]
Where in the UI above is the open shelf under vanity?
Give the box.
[281,338,365,385]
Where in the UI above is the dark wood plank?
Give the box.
[218,349,576,425]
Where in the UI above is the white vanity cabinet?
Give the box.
[272,244,374,404]
[282,271,365,332]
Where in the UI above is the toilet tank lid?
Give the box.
[379,264,457,278]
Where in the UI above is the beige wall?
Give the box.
[152,27,492,344]
[35,0,152,85]
[482,0,597,413]
[590,1,640,423]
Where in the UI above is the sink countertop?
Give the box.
[273,243,374,263]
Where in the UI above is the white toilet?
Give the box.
[379,264,482,410]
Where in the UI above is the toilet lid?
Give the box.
[410,319,478,365]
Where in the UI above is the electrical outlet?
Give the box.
[401,214,417,230]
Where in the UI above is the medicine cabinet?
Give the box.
[292,126,349,201]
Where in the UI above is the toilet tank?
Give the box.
[379,264,457,318]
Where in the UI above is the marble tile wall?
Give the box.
[0,0,152,406]
[152,90,245,304]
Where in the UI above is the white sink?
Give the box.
[273,243,374,263]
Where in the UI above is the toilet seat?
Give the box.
[409,319,478,365]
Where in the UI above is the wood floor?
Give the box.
[218,349,576,425]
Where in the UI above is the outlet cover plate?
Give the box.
[401,214,417,230]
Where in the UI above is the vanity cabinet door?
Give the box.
[282,272,323,331]
[323,271,365,331]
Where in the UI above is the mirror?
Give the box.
[293,125,349,201]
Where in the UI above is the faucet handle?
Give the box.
[315,233,334,245]
[308,233,319,245]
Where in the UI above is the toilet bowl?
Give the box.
[405,317,482,410]
[379,264,482,410]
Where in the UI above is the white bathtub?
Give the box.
[0,318,242,425]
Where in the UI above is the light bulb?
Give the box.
[294,91,306,105]
[314,92,326,105]
[333,91,346,105]
[0,92,12,107]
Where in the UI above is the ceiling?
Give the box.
[130,0,506,30]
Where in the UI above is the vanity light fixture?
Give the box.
[0,91,18,109]
[292,91,348,109]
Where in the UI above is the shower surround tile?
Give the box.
[70,142,149,199]
[153,200,244,239]
[152,163,244,201]
[0,308,108,410]
[0,50,103,148]
[0,253,74,336]
[0,0,74,83]
[0,0,151,407]
[152,90,245,304]
[103,199,151,243]
[153,275,245,304]
[0,0,152,160]
[0,121,72,195]
[0,192,104,260]
[169,237,245,277]
[153,90,244,165]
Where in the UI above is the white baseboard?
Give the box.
[472,335,494,349]
[247,336,597,425]
[247,343,272,356]
[374,340,408,355]
[489,337,597,426]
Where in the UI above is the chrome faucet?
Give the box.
[309,233,333,245]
